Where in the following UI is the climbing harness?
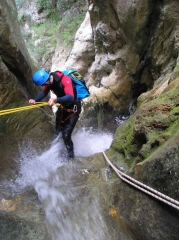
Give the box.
[103,152,179,210]
[59,104,78,124]
[0,102,65,116]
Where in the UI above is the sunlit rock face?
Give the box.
[62,11,94,73]
[0,0,54,178]
[53,0,179,114]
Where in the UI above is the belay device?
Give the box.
[63,70,90,99]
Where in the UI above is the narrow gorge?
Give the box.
[1,0,179,239]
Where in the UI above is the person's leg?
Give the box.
[62,124,74,159]
[55,108,62,135]
[62,102,81,159]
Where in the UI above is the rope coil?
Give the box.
[102,152,179,210]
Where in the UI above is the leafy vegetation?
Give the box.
[59,12,86,47]
[15,0,87,66]
[37,0,51,10]
[25,21,58,61]
[37,0,76,12]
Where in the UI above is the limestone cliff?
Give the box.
[53,0,179,129]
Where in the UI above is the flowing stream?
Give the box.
[4,128,113,240]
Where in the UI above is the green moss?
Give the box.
[110,115,139,166]
[171,106,179,115]
[159,84,178,104]
[109,80,179,168]
[107,149,126,162]
[112,117,135,152]
[173,61,179,77]
[164,116,179,136]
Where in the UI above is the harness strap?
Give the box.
[59,104,77,123]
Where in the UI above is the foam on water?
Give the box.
[3,128,113,240]
[13,128,113,190]
[74,127,113,156]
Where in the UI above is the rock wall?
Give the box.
[0,0,54,179]
[52,0,179,127]
[105,78,179,239]
[52,0,179,239]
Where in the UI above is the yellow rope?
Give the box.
[0,102,61,116]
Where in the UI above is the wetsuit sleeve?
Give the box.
[56,75,75,104]
[34,86,50,102]
[56,94,74,104]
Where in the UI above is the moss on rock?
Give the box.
[110,78,179,167]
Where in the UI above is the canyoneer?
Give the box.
[29,69,82,159]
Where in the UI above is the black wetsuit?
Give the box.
[34,71,81,159]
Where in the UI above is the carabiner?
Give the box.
[73,105,77,112]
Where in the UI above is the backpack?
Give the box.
[62,70,90,99]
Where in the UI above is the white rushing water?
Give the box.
[7,128,113,240]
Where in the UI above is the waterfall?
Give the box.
[4,128,113,240]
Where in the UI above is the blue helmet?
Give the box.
[32,70,50,86]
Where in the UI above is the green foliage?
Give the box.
[15,0,86,65]
[58,0,76,12]
[37,0,51,11]
[37,0,77,13]
[26,21,58,61]
[33,21,57,37]
[50,11,59,22]
[59,12,86,47]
